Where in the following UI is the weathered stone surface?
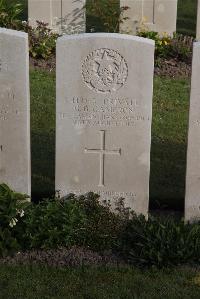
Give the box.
[28,0,85,34]
[120,0,177,36]
[28,0,60,29]
[56,33,154,215]
[185,42,200,222]
[61,0,86,34]
[0,28,31,195]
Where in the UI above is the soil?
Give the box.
[30,56,192,79]
[0,247,123,268]
[154,58,191,78]
[30,56,56,73]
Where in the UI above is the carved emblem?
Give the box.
[82,48,128,93]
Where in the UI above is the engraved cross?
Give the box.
[84,130,121,187]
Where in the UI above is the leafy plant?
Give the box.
[137,29,193,65]
[19,192,125,252]
[75,192,125,251]
[86,0,129,33]
[2,185,200,270]
[20,196,87,249]
[167,33,193,63]
[120,214,200,268]
[137,30,171,64]
[0,184,29,257]
[0,0,57,60]
[22,21,58,60]
[0,0,22,29]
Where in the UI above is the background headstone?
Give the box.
[0,28,31,195]
[185,42,200,222]
[28,0,60,30]
[56,33,154,215]
[120,0,178,36]
[28,0,86,34]
[60,0,86,34]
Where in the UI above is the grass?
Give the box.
[30,70,190,209]
[150,77,190,209]
[177,0,197,36]
[0,264,200,299]
[10,0,28,21]
[30,70,55,200]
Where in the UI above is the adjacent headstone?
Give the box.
[56,33,154,215]
[120,0,177,36]
[185,42,200,222]
[0,28,31,195]
[28,0,86,34]
[28,0,60,30]
[60,0,86,34]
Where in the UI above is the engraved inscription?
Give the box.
[58,96,150,127]
[82,48,128,94]
[0,58,8,72]
[85,130,121,187]
[66,189,136,199]
[0,88,21,121]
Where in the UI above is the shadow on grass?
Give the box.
[31,130,55,202]
[150,138,187,211]
[177,0,197,36]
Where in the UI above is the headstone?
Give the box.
[28,0,60,30]
[56,33,154,215]
[197,0,200,40]
[120,0,177,36]
[60,0,86,34]
[28,0,86,34]
[185,42,200,222]
[0,28,31,195]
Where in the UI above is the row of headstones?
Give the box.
[0,27,199,222]
[28,0,178,36]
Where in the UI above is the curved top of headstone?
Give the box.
[0,27,27,38]
[193,41,200,49]
[57,33,155,46]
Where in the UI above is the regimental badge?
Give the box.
[82,48,128,93]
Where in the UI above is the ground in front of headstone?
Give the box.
[0,262,200,299]
[30,55,192,78]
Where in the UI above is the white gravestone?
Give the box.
[185,42,200,222]
[0,28,31,195]
[28,0,86,34]
[56,33,154,215]
[120,0,177,36]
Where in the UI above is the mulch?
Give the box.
[154,58,191,78]
[30,56,192,79]
[0,247,123,268]
[30,56,56,73]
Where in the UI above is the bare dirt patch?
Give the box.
[0,247,122,267]
[30,56,192,79]
[154,58,191,78]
